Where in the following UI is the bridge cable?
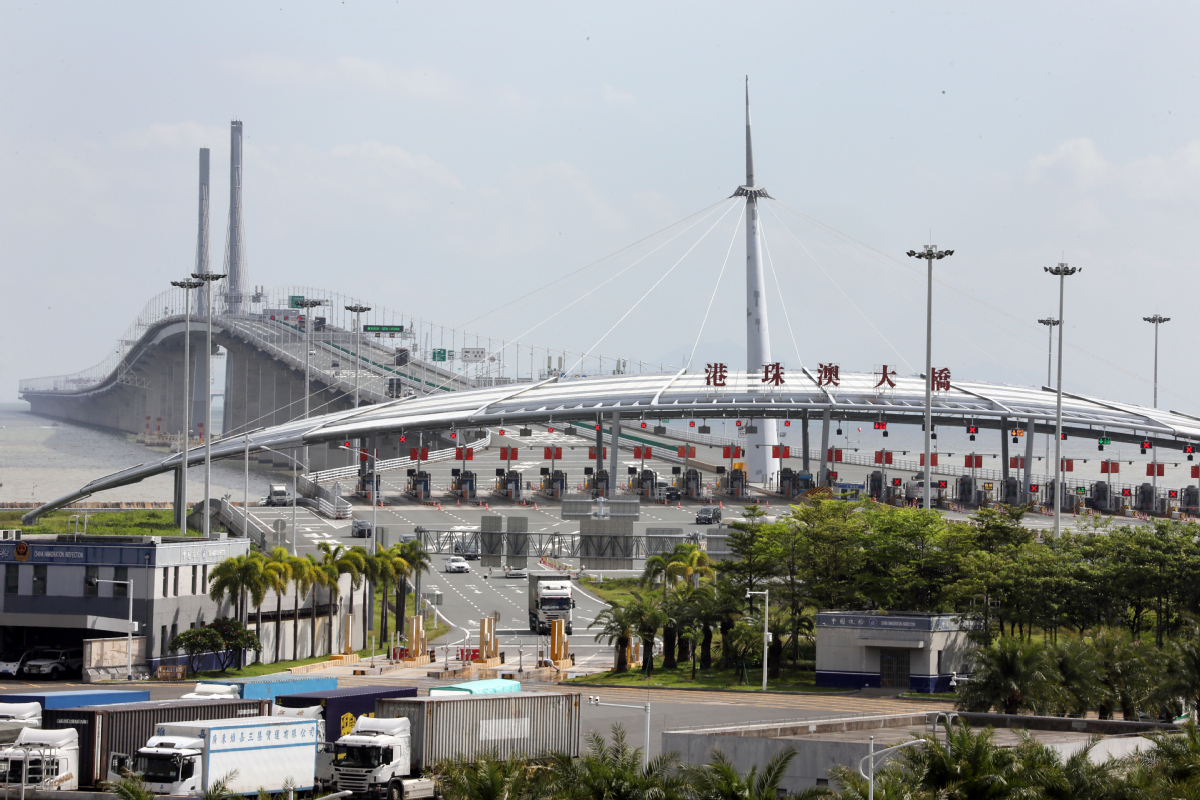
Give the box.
[757,219,806,373]
[566,198,742,376]
[686,204,745,371]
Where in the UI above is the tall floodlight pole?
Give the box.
[1038,318,1060,472]
[345,304,371,409]
[733,76,778,487]
[1045,263,1080,535]
[1143,315,1170,409]
[192,271,227,538]
[171,279,204,535]
[906,245,954,510]
[295,299,325,470]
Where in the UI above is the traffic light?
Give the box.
[828,471,838,481]
[1186,444,1196,462]
[967,424,977,441]
[935,480,948,489]
[498,429,506,436]
[689,421,696,427]
[1060,433,1068,440]
[891,478,903,486]
[784,420,791,427]
[1029,483,1040,492]
[874,421,888,430]
[1141,440,1152,454]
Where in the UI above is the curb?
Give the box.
[561,681,858,696]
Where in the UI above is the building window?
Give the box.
[114,567,128,598]
[162,568,169,597]
[190,622,196,630]
[170,623,178,650]
[202,565,208,593]
[32,565,47,596]
[936,650,943,674]
[84,566,99,597]
[191,566,197,595]
[5,565,18,595]
[173,567,179,597]
[161,626,168,656]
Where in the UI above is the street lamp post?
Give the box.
[1045,263,1080,535]
[1038,318,1060,471]
[191,272,227,539]
[341,442,379,646]
[295,299,325,471]
[588,696,651,769]
[89,578,135,679]
[906,245,954,510]
[170,279,203,536]
[746,589,770,691]
[345,304,371,409]
[1143,315,1170,410]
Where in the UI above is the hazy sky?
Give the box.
[4,3,1200,416]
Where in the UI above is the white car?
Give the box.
[0,651,30,678]
[445,556,470,574]
[22,648,83,680]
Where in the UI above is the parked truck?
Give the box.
[0,727,80,791]
[113,716,319,796]
[0,703,41,746]
[46,697,268,787]
[527,574,575,635]
[265,484,292,507]
[330,693,581,800]
[274,686,419,742]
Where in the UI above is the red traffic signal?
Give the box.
[640,422,647,429]
[891,478,903,486]
[1186,445,1196,454]
[966,425,978,435]
[498,428,506,436]
[689,421,696,427]
[1029,483,1040,492]
[1142,440,1153,449]
[784,420,791,427]
[874,421,888,430]
[399,435,406,443]
[828,471,839,481]
[450,431,457,439]
[935,480,948,489]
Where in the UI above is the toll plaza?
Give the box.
[407,469,430,500]
[682,467,703,499]
[540,468,566,499]
[716,466,750,498]
[451,468,477,500]
[779,467,812,498]
[585,468,610,498]
[493,468,522,501]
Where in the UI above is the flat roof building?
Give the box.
[816,612,971,693]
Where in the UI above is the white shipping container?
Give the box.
[149,716,318,794]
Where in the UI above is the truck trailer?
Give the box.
[199,674,337,701]
[44,697,269,786]
[329,693,581,799]
[114,716,319,796]
[274,685,419,742]
[527,574,575,635]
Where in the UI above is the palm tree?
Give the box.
[665,544,715,589]
[545,725,687,800]
[683,746,798,800]
[316,542,364,654]
[434,753,540,800]
[627,597,667,676]
[262,547,292,664]
[957,637,1064,715]
[394,540,431,629]
[207,553,266,667]
[288,555,314,661]
[641,553,673,588]
[1051,638,1105,718]
[591,602,636,673]
[376,547,411,648]
[350,544,373,648]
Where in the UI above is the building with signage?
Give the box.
[815,611,971,693]
[0,535,361,675]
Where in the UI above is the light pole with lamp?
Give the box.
[88,577,136,680]
[294,299,325,471]
[858,738,928,800]
[588,696,651,769]
[1143,315,1170,410]
[170,278,204,536]
[191,271,227,539]
[746,589,770,690]
[1037,318,1059,470]
[906,245,953,510]
[344,304,371,409]
[1045,263,1080,535]
[341,442,379,646]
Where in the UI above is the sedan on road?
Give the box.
[695,506,722,524]
[445,556,470,574]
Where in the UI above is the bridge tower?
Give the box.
[733,77,779,487]
[223,120,247,314]
[192,148,212,443]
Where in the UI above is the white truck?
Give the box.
[111,716,318,796]
[179,683,242,700]
[528,574,575,635]
[0,727,80,791]
[330,717,435,800]
[0,703,41,746]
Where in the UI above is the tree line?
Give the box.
[172,539,431,671]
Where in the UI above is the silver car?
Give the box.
[445,556,470,574]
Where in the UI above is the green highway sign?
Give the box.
[289,295,305,308]
[1098,436,1112,445]
[1075,486,1086,494]
[432,348,447,362]
[364,325,405,333]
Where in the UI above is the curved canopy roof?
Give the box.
[23,370,1200,522]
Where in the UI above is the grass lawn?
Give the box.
[567,663,850,693]
[577,576,654,606]
[0,508,199,537]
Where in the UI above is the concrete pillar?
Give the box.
[1000,417,1010,482]
[1023,417,1036,503]
[818,408,831,486]
[802,413,810,473]
[609,411,620,493]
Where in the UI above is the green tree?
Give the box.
[591,601,636,673]
[206,617,261,672]
[789,499,867,612]
[545,725,687,800]
[627,597,666,676]
[262,547,293,664]
[288,555,315,661]
[683,746,799,800]
[168,627,223,676]
[315,542,364,654]
[207,554,266,667]
[393,539,431,637]
[718,505,780,612]
[1050,638,1105,718]
[956,638,1064,715]
[434,753,542,800]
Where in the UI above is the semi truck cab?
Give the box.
[528,575,575,635]
[332,717,434,800]
[0,728,80,791]
[116,735,203,795]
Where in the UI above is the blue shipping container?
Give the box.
[0,689,151,710]
[275,685,419,741]
[202,674,337,700]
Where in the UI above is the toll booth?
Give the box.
[1091,481,1113,512]
[720,468,749,498]
[540,469,566,499]
[357,473,381,500]
[407,470,430,500]
[1002,476,1020,506]
[587,469,610,498]
[867,471,884,500]
[779,467,812,498]
[1136,483,1155,513]
[683,468,702,499]
[452,470,477,500]
[1185,486,1200,514]
[635,469,657,498]
[494,469,522,500]
[956,475,975,505]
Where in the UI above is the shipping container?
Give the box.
[374,692,581,769]
[42,697,268,786]
[200,674,337,700]
[428,679,520,696]
[274,685,418,742]
[0,689,150,710]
